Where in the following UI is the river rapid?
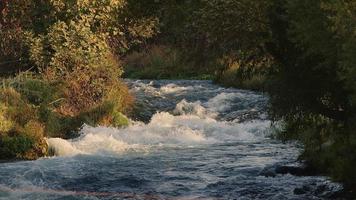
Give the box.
[0,80,343,199]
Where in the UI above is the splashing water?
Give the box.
[0,80,342,199]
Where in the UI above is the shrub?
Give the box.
[0,135,34,159]
[19,120,48,160]
[22,17,135,131]
[0,86,47,160]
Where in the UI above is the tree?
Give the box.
[267,0,356,186]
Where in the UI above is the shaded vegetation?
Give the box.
[267,0,356,190]
[123,45,213,79]
[123,0,273,83]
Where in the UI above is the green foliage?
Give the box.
[124,45,207,79]
[0,0,158,74]
[190,0,271,55]
[7,74,60,106]
[112,111,129,127]
[0,135,34,159]
[217,70,267,91]
[268,0,356,188]
[0,72,132,159]
[77,102,130,128]
[0,86,48,160]
[0,29,30,74]
[125,0,273,85]
[29,20,120,75]
[0,1,355,192]
[0,0,140,156]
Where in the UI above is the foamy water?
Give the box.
[47,100,270,157]
[47,115,270,157]
[0,80,342,199]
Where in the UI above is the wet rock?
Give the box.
[329,187,356,200]
[313,183,344,198]
[315,184,328,195]
[260,164,318,178]
[275,166,308,176]
[294,186,312,195]
[259,167,277,177]
[294,187,307,195]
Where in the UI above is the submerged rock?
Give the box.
[260,164,317,177]
[275,165,312,176]
[294,187,307,195]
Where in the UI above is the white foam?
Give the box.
[47,81,270,157]
[47,138,84,156]
[160,83,194,94]
[173,99,217,118]
[47,110,270,157]
[205,92,262,113]
[206,93,236,112]
[130,81,161,96]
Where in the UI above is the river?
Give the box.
[0,80,342,199]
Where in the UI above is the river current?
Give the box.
[0,80,343,199]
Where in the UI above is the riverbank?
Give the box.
[0,72,132,160]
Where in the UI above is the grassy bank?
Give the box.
[0,72,131,160]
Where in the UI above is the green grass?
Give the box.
[0,72,132,160]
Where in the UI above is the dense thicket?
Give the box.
[268,0,356,188]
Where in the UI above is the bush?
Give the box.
[0,135,34,159]
[0,87,47,160]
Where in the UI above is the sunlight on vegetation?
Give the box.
[0,0,355,194]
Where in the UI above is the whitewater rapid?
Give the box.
[47,106,270,157]
[0,80,343,199]
[47,80,270,157]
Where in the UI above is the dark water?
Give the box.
[0,80,342,199]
